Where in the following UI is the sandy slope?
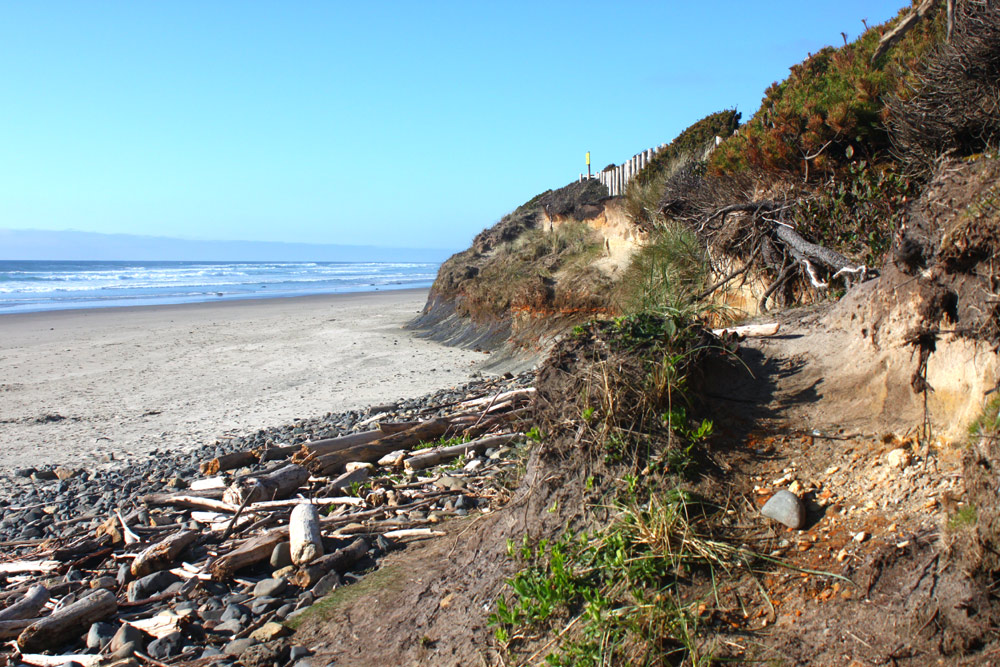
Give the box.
[0,289,491,472]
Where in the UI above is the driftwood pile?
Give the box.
[0,387,533,666]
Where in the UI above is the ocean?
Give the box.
[0,260,439,314]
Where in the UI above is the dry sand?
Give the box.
[0,289,494,472]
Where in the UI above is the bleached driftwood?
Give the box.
[0,561,61,575]
[222,463,310,506]
[404,434,518,472]
[17,588,117,652]
[711,323,781,338]
[289,503,324,566]
[18,655,103,667]
[126,609,192,639]
[0,585,49,622]
[457,388,535,409]
[141,493,237,513]
[382,528,446,539]
[131,530,199,577]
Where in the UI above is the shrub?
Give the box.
[710,4,945,180]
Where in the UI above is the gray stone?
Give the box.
[436,475,466,490]
[289,646,312,661]
[223,637,259,656]
[221,602,251,622]
[127,570,180,601]
[86,621,116,650]
[213,619,244,635]
[761,490,806,530]
[253,577,287,598]
[311,572,340,597]
[270,542,293,569]
[110,642,138,660]
[251,596,281,615]
[146,632,185,659]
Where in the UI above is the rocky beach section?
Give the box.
[0,370,533,666]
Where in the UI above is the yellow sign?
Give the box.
[585,151,591,166]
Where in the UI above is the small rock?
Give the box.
[761,490,806,530]
[270,542,292,569]
[436,475,466,491]
[111,622,144,653]
[166,476,187,490]
[146,632,185,659]
[223,637,259,656]
[86,621,116,650]
[110,642,139,660]
[250,621,291,642]
[463,459,484,472]
[273,564,296,578]
[787,480,802,495]
[127,571,181,601]
[212,619,244,635]
[311,571,340,597]
[885,448,911,469]
[853,531,868,543]
[253,577,288,599]
[90,576,117,590]
[344,461,374,473]
[290,646,313,661]
[54,466,80,481]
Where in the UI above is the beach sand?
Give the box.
[0,289,493,472]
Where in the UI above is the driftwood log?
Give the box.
[141,493,236,513]
[17,588,117,652]
[131,530,199,577]
[201,450,258,476]
[222,463,310,506]
[209,527,290,581]
[292,537,369,589]
[0,585,49,623]
[308,419,453,476]
[289,503,324,565]
[404,434,518,472]
[292,430,384,462]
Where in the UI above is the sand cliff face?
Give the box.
[409,179,645,354]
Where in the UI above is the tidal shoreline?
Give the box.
[0,288,497,472]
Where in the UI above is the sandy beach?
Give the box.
[0,289,491,472]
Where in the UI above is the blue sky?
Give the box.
[1,1,910,254]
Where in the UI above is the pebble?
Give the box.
[111,624,145,653]
[147,632,185,659]
[436,475,466,490]
[223,637,259,656]
[128,571,180,601]
[761,490,806,529]
[250,621,291,641]
[253,577,288,599]
[885,448,911,469]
